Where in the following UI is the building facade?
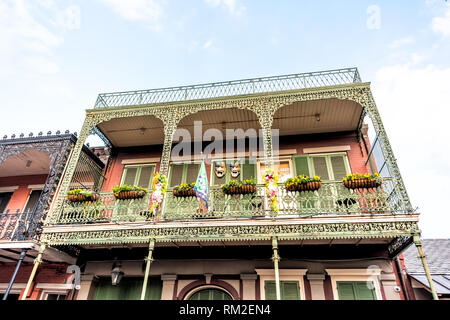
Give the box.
[0,132,104,300]
[26,68,435,300]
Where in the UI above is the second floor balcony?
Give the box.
[50,178,397,226]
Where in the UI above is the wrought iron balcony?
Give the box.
[0,211,39,241]
[94,68,361,109]
[50,178,400,226]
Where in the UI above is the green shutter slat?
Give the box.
[242,160,256,181]
[169,164,184,187]
[122,167,137,186]
[293,156,310,176]
[137,166,154,188]
[330,156,347,181]
[312,157,329,180]
[355,282,377,300]
[264,281,277,300]
[282,281,300,300]
[93,277,162,300]
[337,282,356,300]
[185,164,200,184]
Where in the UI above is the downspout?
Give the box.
[21,243,46,300]
[413,235,439,300]
[141,239,155,300]
[271,236,281,300]
[2,249,28,300]
[394,257,408,300]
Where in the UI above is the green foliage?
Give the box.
[112,185,148,196]
[284,175,321,188]
[220,179,256,192]
[173,182,195,192]
[67,188,95,197]
[342,172,381,182]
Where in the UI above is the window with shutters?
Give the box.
[120,165,155,189]
[23,190,41,213]
[264,281,300,300]
[168,163,200,188]
[336,281,377,300]
[259,159,293,183]
[293,153,350,181]
[0,192,13,212]
[211,159,257,185]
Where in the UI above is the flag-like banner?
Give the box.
[193,161,209,209]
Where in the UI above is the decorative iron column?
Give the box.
[257,106,276,169]
[413,234,438,300]
[141,239,155,300]
[49,116,96,221]
[3,249,27,300]
[363,91,413,212]
[21,243,46,300]
[271,236,281,300]
[159,118,179,176]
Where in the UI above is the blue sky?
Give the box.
[0,0,450,238]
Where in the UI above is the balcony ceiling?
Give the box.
[0,149,50,177]
[96,98,362,148]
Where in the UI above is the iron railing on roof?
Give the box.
[94,67,362,109]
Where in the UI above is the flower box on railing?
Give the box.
[221,180,257,195]
[342,173,381,190]
[173,183,196,197]
[284,175,322,193]
[112,185,147,200]
[67,189,99,203]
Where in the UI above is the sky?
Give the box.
[0,0,449,238]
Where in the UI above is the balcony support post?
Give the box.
[20,243,46,300]
[413,234,439,300]
[160,119,178,177]
[141,239,155,300]
[271,236,281,300]
[3,249,27,300]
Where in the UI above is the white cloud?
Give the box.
[97,0,163,30]
[389,36,414,49]
[204,0,246,16]
[203,39,213,49]
[372,63,450,238]
[431,6,450,37]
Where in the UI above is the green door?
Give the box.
[188,289,232,300]
[93,277,162,300]
[337,281,377,300]
[264,281,300,300]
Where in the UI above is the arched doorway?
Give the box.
[187,287,233,300]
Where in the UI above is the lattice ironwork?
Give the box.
[94,68,362,109]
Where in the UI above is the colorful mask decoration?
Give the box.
[230,160,241,178]
[215,161,226,178]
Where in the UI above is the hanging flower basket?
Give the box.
[342,173,381,190]
[112,185,147,200]
[67,189,99,203]
[284,175,322,192]
[221,179,257,195]
[173,183,196,197]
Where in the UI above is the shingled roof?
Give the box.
[403,239,450,295]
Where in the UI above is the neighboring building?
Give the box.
[400,239,450,300]
[0,132,105,300]
[33,67,431,300]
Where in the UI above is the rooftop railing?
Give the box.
[94,67,362,109]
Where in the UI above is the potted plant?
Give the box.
[284,175,322,192]
[67,189,99,203]
[112,185,147,200]
[173,183,196,197]
[221,179,256,195]
[342,172,381,189]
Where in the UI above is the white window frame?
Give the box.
[184,284,234,300]
[37,283,74,300]
[255,269,307,300]
[325,268,382,300]
[168,161,202,188]
[120,164,155,188]
[305,152,351,181]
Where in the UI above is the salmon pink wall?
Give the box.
[0,174,47,212]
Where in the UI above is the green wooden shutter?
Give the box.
[282,281,300,300]
[122,167,137,186]
[169,164,184,187]
[330,155,348,181]
[337,282,356,300]
[355,282,377,300]
[241,159,256,181]
[137,166,154,188]
[264,281,277,300]
[185,164,200,184]
[0,192,13,212]
[293,156,310,176]
[93,277,162,300]
[312,157,329,180]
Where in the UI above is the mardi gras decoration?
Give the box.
[262,168,279,212]
[229,160,241,178]
[148,172,167,216]
[215,161,226,178]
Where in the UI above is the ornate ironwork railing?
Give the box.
[50,178,401,225]
[0,211,39,241]
[94,68,361,109]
